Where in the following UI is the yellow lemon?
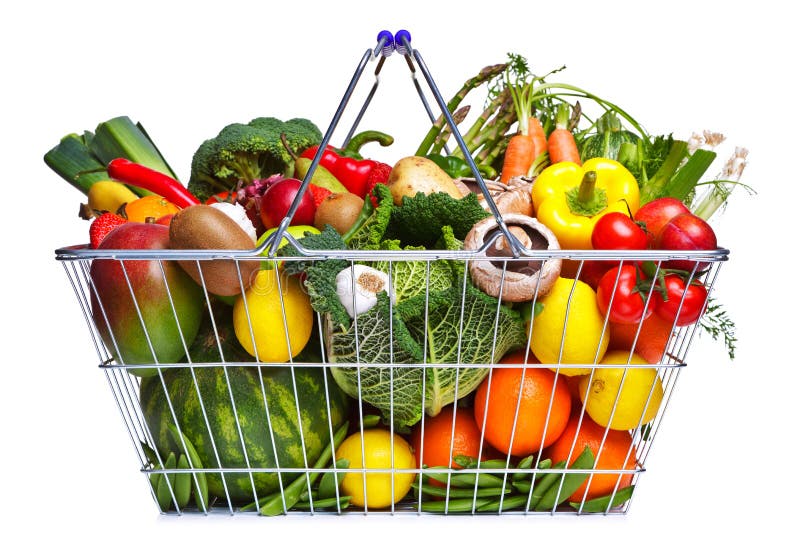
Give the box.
[233,269,313,362]
[530,277,609,376]
[579,351,664,431]
[335,429,416,509]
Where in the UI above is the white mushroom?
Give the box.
[464,214,562,302]
[335,265,395,319]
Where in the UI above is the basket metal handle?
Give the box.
[269,30,524,257]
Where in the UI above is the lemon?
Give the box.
[530,277,609,376]
[579,351,665,431]
[233,269,313,362]
[335,429,416,509]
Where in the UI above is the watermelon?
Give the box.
[140,311,350,504]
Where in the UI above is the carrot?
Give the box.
[499,73,536,184]
[528,116,547,159]
[499,134,535,183]
[547,103,581,165]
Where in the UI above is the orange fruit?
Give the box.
[545,410,637,502]
[609,315,675,364]
[473,350,572,456]
[122,195,180,223]
[411,406,498,470]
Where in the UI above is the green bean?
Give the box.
[423,471,507,488]
[534,446,594,511]
[167,424,208,512]
[512,480,532,494]
[476,493,530,513]
[293,495,352,511]
[173,454,192,509]
[526,460,567,510]
[419,497,495,513]
[141,441,160,467]
[361,414,382,429]
[297,489,318,503]
[413,480,510,499]
[318,458,349,500]
[259,423,350,516]
[511,455,534,481]
[155,452,177,511]
[569,485,635,513]
[454,456,511,470]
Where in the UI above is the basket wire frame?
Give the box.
[55,34,730,516]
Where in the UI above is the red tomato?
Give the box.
[654,274,708,326]
[579,260,614,290]
[591,212,648,250]
[596,265,656,325]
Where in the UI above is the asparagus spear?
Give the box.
[415,63,508,157]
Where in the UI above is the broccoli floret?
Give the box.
[188,117,322,201]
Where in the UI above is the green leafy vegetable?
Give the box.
[288,194,524,430]
[386,191,489,248]
[342,183,394,249]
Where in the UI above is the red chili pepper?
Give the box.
[107,158,200,208]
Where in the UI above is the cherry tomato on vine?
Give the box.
[596,265,655,324]
[591,212,648,250]
[654,274,708,326]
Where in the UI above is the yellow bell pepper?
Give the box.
[531,158,640,249]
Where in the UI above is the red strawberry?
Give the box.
[365,162,392,206]
[89,213,128,248]
[307,183,333,208]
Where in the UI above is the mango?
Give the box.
[90,223,205,376]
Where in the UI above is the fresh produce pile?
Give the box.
[48,53,748,514]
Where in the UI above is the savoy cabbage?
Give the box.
[285,188,527,429]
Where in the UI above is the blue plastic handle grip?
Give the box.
[376,30,394,57]
[394,29,411,55]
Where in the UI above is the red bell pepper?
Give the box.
[299,130,394,198]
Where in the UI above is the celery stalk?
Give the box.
[661,149,716,202]
[639,140,688,204]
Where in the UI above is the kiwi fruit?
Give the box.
[169,205,260,297]
[313,191,365,234]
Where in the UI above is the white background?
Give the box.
[2,1,796,532]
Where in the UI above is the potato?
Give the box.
[387,156,465,206]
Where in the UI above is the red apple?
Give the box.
[259,178,316,229]
[634,198,691,246]
[655,212,717,271]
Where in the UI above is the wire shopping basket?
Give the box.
[55,31,729,516]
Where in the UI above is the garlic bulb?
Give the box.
[336,265,395,319]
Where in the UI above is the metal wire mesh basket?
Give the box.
[54,31,730,516]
